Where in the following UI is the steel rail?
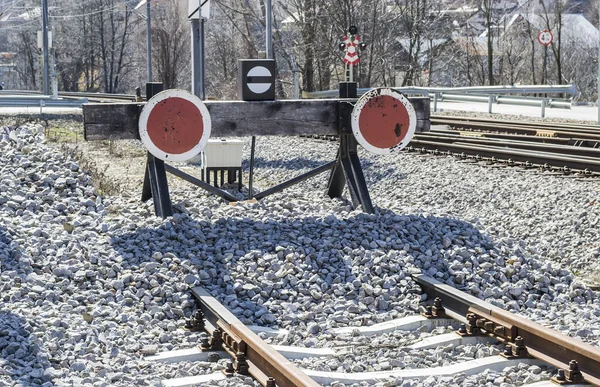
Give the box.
[190,286,320,387]
[432,115,600,132]
[416,132,600,158]
[428,129,575,145]
[413,274,600,386]
[432,117,600,137]
[409,139,600,172]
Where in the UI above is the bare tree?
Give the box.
[539,0,565,84]
[93,0,135,92]
[152,0,190,89]
[481,0,499,85]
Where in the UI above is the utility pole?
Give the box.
[191,0,205,99]
[597,5,600,124]
[41,0,50,95]
[146,0,152,82]
[266,0,272,59]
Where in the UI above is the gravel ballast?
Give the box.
[1,122,600,386]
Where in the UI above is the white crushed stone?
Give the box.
[0,123,599,387]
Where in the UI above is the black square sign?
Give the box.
[238,59,276,101]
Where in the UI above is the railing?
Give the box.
[0,95,88,108]
[302,84,578,118]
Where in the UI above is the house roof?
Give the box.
[505,13,599,46]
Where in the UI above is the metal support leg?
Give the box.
[327,148,346,198]
[347,144,374,212]
[327,135,374,213]
[141,152,173,218]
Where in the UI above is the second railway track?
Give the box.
[304,116,600,176]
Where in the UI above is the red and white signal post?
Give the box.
[339,26,366,82]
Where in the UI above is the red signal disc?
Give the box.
[139,89,211,162]
[351,88,416,155]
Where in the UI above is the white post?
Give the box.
[541,98,546,118]
[41,0,50,95]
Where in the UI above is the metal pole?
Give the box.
[266,0,272,59]
[248,136,256,199]
[597,6,600,124]
[146,0,152,82]
[541,98,546,118]
[200,15,205,99]
[191,2,205,100]
[543,45,548,86]
[191,0,205,99]
[41,0,50,95]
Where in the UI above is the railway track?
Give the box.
[146,274,599,387]
[303,116,600,176]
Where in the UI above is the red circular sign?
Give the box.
[147,97,204,154]
[139,90,211,162]
[351,88,416,154]
[358,95,411,149]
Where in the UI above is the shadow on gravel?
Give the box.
[0,224,30,275]
[0,312,55,386]
[0,224,12,270]
[1,227,55,386]
[108,207,492,324]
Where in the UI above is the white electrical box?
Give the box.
[201,139,245,168]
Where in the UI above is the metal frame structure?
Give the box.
[137,82,374,217]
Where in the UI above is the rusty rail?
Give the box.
[190,286,320,387]
[413,274,600,386]
[431,116,600,140]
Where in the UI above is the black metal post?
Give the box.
[145,153,173,218]
[327,149,345,198]
[248,136,256,199]
[326,81,374,213]
[345,136,374,213]
[141,82,173,218]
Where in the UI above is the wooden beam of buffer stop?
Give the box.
[83,98,430,140]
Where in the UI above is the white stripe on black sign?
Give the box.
[247,66,273,94]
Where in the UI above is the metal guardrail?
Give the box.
[302,84,578,99]
[302,84,577,118]
[0,96,88,108]
[0,90,135,102]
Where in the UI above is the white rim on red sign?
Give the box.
[351,88,417,155]
[139,89,211,162]
[538,30,553,46]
